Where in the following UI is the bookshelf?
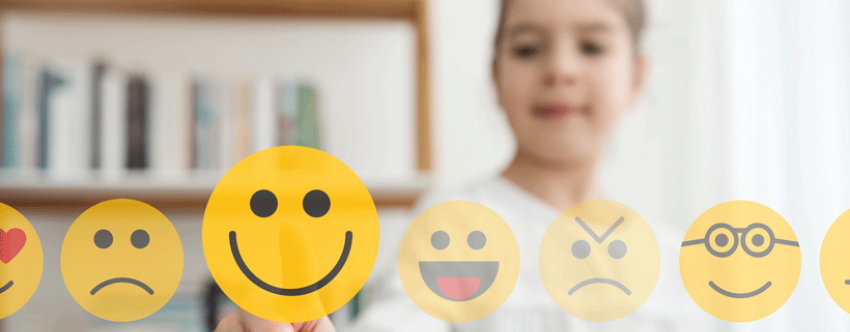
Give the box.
[0,0,432,209]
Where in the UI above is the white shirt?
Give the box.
[345,177,712,332]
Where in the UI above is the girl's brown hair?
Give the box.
[492,0,646,56]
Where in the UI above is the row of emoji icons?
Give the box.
[0,146,380,323]
[1,146,850,325]
[401,199,806,323]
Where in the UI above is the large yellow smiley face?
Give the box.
[680,200,801,322]
[539,200,660,322]
[202,146,379,323]
[61,199,184,322]
[398,201,520,322]
[0,203,43,319]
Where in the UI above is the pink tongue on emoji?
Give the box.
[436,277,481,300]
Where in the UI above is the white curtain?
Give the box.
[683,0,850,330]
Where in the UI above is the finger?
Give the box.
[239,308,294,332]
[292,316,336,332]
[214,310,244,332]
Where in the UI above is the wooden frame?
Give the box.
[0,0,431,209]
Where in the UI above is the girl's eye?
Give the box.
[580,41,605,56]
[513,44,541,58]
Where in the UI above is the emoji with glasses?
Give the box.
[680,200,800,322]
[820,208,850,314]
[539,200,660,322]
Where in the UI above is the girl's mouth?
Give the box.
[533,103,579,121]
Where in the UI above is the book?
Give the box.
[50,58,93,180]
[252,75,275,153]
[234,80,253,162]
[91,61,107,170]
[36,66,66,171]
[126,74,148,170]
[150,69,190,178]
[2,54,21,170]
[296,83,320,149]
[191,77,221,170]
[17,55,39,175]
[219,80,234,172]
[274,80,297,146]
[100,66,128,180]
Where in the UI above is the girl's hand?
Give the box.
[214,308,337,332]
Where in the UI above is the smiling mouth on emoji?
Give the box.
[0,281,13,294]
[419,261,499,301]
[90,278,154,295]
[229,230,352,296]
[709,281,771,298]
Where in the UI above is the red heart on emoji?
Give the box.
[0,228,27,264]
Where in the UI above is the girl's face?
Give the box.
[495,0,646,166]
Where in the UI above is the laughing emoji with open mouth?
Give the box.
[398,200,519,322]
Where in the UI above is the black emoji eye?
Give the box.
[431,231,450,250]
[303,190,331,218]
[131,229,150,249]
[572,239,590,259]
[251,190,278,218]
[467,231,486,250]
[715,233,729,247]
[608,240,627,259]
[94,229,113,249]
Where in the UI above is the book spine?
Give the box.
[19,56,39,174]
[91,61,107,170]
[101,67,127,180]
[151,70,190,178]
[234,80,252,161]
[37,68,65,171]
[252,76,274,153]
[1,54,19,170]
[296,84,320,149]
[62,59,93,179]
[0,55,7,170]
[190,80,198,169]
[126,74,148,170]
[219,80,234,171]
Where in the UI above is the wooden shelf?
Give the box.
[0,0,420,19]
[0,0,431,171]
[0,0,434,212]
[0,176,429,211]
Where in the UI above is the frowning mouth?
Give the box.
[91,278,153,295]
[569,278,631,295]
[419,261,498,301]
[229,230,352,296]
[709,281,771,298]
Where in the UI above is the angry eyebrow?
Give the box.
[575,216,625,243]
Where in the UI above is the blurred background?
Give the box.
[1,0,850,331]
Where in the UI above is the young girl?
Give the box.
[216,0,707,330]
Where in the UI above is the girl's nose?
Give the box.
[542,41,580,87]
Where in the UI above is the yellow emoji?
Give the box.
[202,146,379,323]
[0,203,43,319]
[680,200,800,322]
[820,208,850,314]
[61,199,184,322]
[397,200,520,322]
[538,200,660,322]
